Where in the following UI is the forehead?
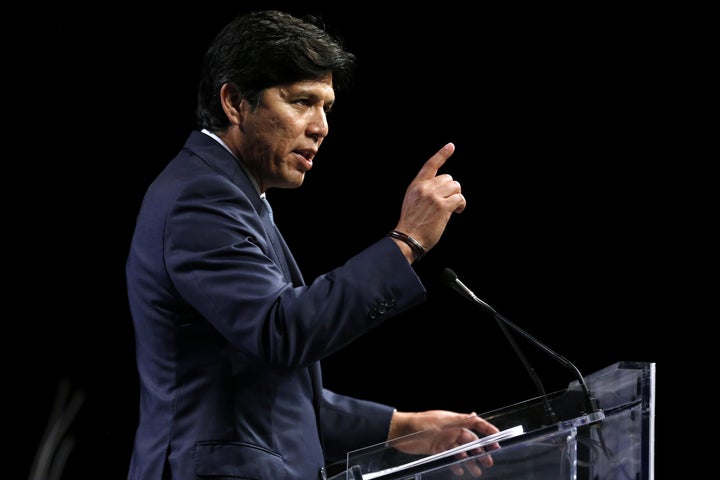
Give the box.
[279,74,334,96]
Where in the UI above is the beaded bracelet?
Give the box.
[387,230,426,261]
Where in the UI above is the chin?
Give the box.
[290,173,306,187]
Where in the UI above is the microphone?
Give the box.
[440,268,601,418]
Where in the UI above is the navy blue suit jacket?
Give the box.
[126,131,427,479]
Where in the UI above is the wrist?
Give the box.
[388,410,409,440]
[387,230,426,261]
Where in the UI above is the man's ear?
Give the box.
[219,83,244,126]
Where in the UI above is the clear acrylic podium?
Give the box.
[329,361,655,480]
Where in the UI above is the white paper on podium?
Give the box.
[363,425,524,479]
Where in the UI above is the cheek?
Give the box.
[266,111,285,130]
[247,113,291,145]
[272,109,308,136]
[250,109,305,149]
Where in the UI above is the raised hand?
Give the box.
[393,143,466,258]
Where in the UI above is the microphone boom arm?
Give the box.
[441,268,600,416]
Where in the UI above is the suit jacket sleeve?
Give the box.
[166,171,427,371]
[320,389,395,462]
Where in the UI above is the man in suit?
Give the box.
[125,10,499,480]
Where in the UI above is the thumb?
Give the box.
[412,143,455,182]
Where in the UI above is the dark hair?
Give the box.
[196,10,357,132]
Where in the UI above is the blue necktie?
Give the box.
[260,196,292,281]
[261,196,274,224]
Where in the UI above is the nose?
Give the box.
[307,108,329,142]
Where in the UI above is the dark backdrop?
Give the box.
[11,3,715,478]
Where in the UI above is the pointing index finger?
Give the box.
[413,143,456,181]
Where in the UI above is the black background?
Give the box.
[11,3,716,478]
